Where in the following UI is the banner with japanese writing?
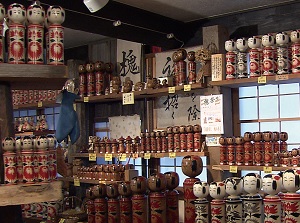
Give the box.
[109,114,141,139]
[200,94,224,134]
[154,92,201,129]
[117,39,142,84]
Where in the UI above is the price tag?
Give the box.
[122,92,134,105]
[229,166,238,173]
[133,153,139,159]
[144,153,151,159]
[276,74,289,81]
[99,180,106,184]
[169,152,176,158]
[264,166,273,173]
[258,76,267,84]
[84,97,89,102]
[119,154,127,161]
[74,178,80,187]
[59,219,65,223]
[184,84,191,91]
[105,153,112,161]
[168,87,176,94]
[37,101,43,107]
[89,153,97,161]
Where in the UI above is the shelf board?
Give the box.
[209,73,300,88]
[212,164,300,171]
[58,177,122,185]
[0,181,63,206]
[71,151,209,158]
[13,101,59,110]
[15,130,56,137]
[0,63,68,90]
[76,83,206,103]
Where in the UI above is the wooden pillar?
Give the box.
[0,82,23,223]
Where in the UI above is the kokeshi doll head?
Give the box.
[219,136,227,145]
[290,30,300,43]
[253,131,263,142]
[193,181,209,199]
[15,137,22,151]
[105,62,114,73]
[225,39,237,52]
[282,169,300,193]
[27,4,45,25]
[263,131,273,142]
[243,173,262,195]
[272,131,280,141]
[78,64,86,74]
[248,36,262,49]
[172,51,180,62]
[93,183,106,198]
[47,135,56,149]
[36,135,49,150]
[186,125,193,133]
[225,177,243,197]
[95,61,105,72]
[226,136,235,145]
[181,155,203,178]
[193,124,202,133]
[209,181,227,200]
[7,3,26,24]
[86,62,95,73]
[0,4,5,23]
[164,171,179,190]
[236,37,248,52]
[276,32,289,46]
[187,51,195,61]
[262,174,282,196]
[243,132,253,142]
[280,132,288,141]
[130,176,147,194]
[176,48,187,60]
[118,181,132,197]
[262,33,275,47]
[2,137,16,152]
[179,125,186,133]
[106,183,119,198]
[235,136,244,145]
[172,126,180,134]
[21,136,34,151]
[147,172,167,192]
[47,5,65,25]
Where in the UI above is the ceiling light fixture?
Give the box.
[83,0,109,13]
[113,20,121,27]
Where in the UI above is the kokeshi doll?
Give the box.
[177,48,187,85]
[193,124,201,152]
[78,64,87,97]
[248,36,262,77]
[172,51,180,86]
[276,32,289,74]
[156,131,162,153]
[219,136,227,165]
[226,137,235,165]
[225,177,243,223]
[225,39,237,79]
[173,126,180,152]
[106,183,120,223]
[236,37,249,78]
[131,176,148,223]
[95,61,105,96]
[165,171,179,223]
[187,51,196,84]
[235,136,244,165]
[193,181,210,223]
[167,126,174,152]
[272,131,280,154]
[0,4,5,63]
[244,132,254,165]
[279,131,288,152]
[161,130,168,153]
[290,30,300,74]
[118,181,132,223]
[262,34,276,76]
[186,125,194,152]
[179,125,187,152]
[263,131,274,166]
[86,62,95,97]
[209,181,226,223]
[253,131,264,166]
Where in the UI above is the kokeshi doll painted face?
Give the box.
[7,3,26,24]
[282,169,300,193]
[193,181,209,199]
[0,4,6,23]
[2,137,16,152]
[236,37,248,52]
[248,36,262,49]
[243,173,262,195]
[290,30,300,43]
[209,181,226,200]
[27,4,45,25]
[47,5,65,25]
[262,174,282,196]
[262,33,275,47]
[276,32,289,46]
[225,39,237,52]
[225,177,243,197]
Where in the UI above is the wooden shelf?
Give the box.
[209,73,300,88]
[13,101,59,110]
[58,177,122,185]
[71,151,209,159]
[76,83,206,103]
[0,181,63,206]
[212,164,300,171]
[0,63,68,90]
[15,130,56,137]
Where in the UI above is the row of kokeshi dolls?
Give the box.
[2,135,57,184]
[0,3,65,65]
[74,164,134,182]
[12,89,60,106]
[225,30,300,79]
[219,131,290,166]
[14,115,49,132]
[88,124,203,154]
[192,170,300,223]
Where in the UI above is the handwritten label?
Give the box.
[84,97,89,102]
[59,219,65,223]
[38,101,43,107]
[264,166,273,173]
[119,154,127,161]
[229,166,238,173]
[144,153,151,159]
[105,153,112,161]
[99,180,106,184]
[168,87,176,94]
[89,153,97,161]
[258,76,267,84]
[74,178,80,187]
[184,84,191,91]
[123,92,134,105]
[276,74,289,81]
[169,152,176,158]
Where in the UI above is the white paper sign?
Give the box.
[200,94,224,134]
[117,39,142,84]
[109,114,141,139]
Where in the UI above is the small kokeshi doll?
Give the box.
[27,4,45,25]
[150,132,157,153]
[78,64,87,97]
[262,33,276,76]
[236,37,249,78]
[145,132,151,153]
[179,125,187,152]
[193,181,210,223]
[172,51,180,86]
[86,62,95,97]
[186,125,194,152]
[173,126,180,152]
[280,131,288,152]
[290,30,300,74]
[187,51,196,84]
[276,32,289,74]
[225,39,237,80]
[244,132,254,165]
[106,183,120,223]
[139,133,146,153]
[235,136,244,165]
[272,131,280,153]
[160,131,167,153]
[155,131,162,153]
[243,173,262,196]
[47,5,65,25]
[209,181,226,223]
[7,3,26,25]
[105,62,114,90]
[147,173,167,192]
[167,126,174,152]
[176,48,188,85]
[263,131,274,166]
[94,61,105,96]
[219,136,227,165]
[253,131,264,166]
[248,36,262,77]
[193,124,202,152]
[125,136,133,153]
[226,137,235,165]
[2,137,16,153]
[21,136,34,151]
